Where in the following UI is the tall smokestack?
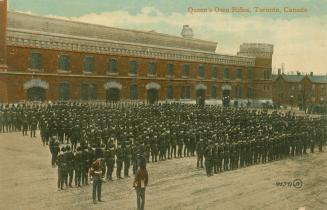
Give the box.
[0,0,8,72]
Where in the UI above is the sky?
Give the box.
[7,0,327,75]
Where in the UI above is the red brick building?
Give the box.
[0,0,273,104]
[272,72,327,107]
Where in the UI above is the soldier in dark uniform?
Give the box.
[124,144,132,177]
[204,141,213,176]
[177,133,184,158]
[151,138,158,162]
[104,145,115,181]
[74,146,83,187]
[116,144,124,179]
[30,115,37,138]
[49,137,60,167]
[196,139,204,168]
[64,146,74,187]
[170,132,177,158]
[81,147,89,185]
[56,147,67,190]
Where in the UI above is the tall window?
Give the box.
[247,69,253,80]
[148,62,156,75]
[211,66,218,79]
[84,56,94,72]
[236,68,242,79]
[90,83,97,100]
[247,87,253,98]
[181,86,191,99]
[211,85,217,98]
[129,60,138,75]
[81,83,89,100]
[130,84,138,100]
[59,82,70,101]
[224,68,230,79]
[235,86,242,98]
[166,85,173,99]
[29,52,43,70]
[183,64,190,77]
[198,64,205,78]
[58,55,70,71]
[108,59,118,73]
[166,63,174,76]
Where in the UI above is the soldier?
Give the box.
[64,145,75,187]
[204,141,213,176]
[56,147,67,190]
[74,146,83,187]
[151,137,158,162]
[124,144,132,177]
[104,145,115,181]
[81,147,89,185]
[212,143,219,174]
[116,144,124,179]
[170,132,177,158]
[196,139,204,168]
[49,137,60,167]
[30,115,37,138]
[177,133,183,158]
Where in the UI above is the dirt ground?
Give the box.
[0,132,327,210]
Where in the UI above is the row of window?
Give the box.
[29,52,254,80]
[54,82,253,100]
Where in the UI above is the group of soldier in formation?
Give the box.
[0,102,326,189]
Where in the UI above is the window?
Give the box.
[211,66,218,79]
[211,85,217,98]
[130,84,138,100]
[58,55,70,71]
[238,86,242,98]
[224,68,230,79]
[236,68,242,79]
[90,83,97,100]
[166,85,173,99]
[181,86,191,99]
[247,87,253,98]
[81,83,89,100]
[166,63,174,76]
[198,64,205,78]
[247,69,253,80]
[299,84,302,90]
[129,60,138,75]
[183,64,190,77]
[311,84,315,91]
[108,59,118,73]
[148,62,156,75]
[84,56,94,72]
[59,82,70,101]
[29,52,43,70]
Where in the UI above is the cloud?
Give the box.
[16,7,327,74]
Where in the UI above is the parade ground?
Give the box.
[0,132,327,210]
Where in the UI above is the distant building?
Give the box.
[272,71,327,107]
[0,0,273,104]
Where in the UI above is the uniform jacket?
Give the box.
[133,168,148,188]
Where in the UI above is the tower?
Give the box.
[0,0,8,72]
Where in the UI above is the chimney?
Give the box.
[278,68,281,75]
[310,72,313,77]
[0,0,8,72]
[296,71,301,76]
[181,25,194,39]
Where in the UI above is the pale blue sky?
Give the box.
[7,0,327,74]
[8,0,326,19]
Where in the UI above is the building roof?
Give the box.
[307,75,327,83]
[272,74,327,83]
[7,11,218,53]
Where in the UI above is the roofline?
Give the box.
[7,27,255,60]
[8,11,218,45]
